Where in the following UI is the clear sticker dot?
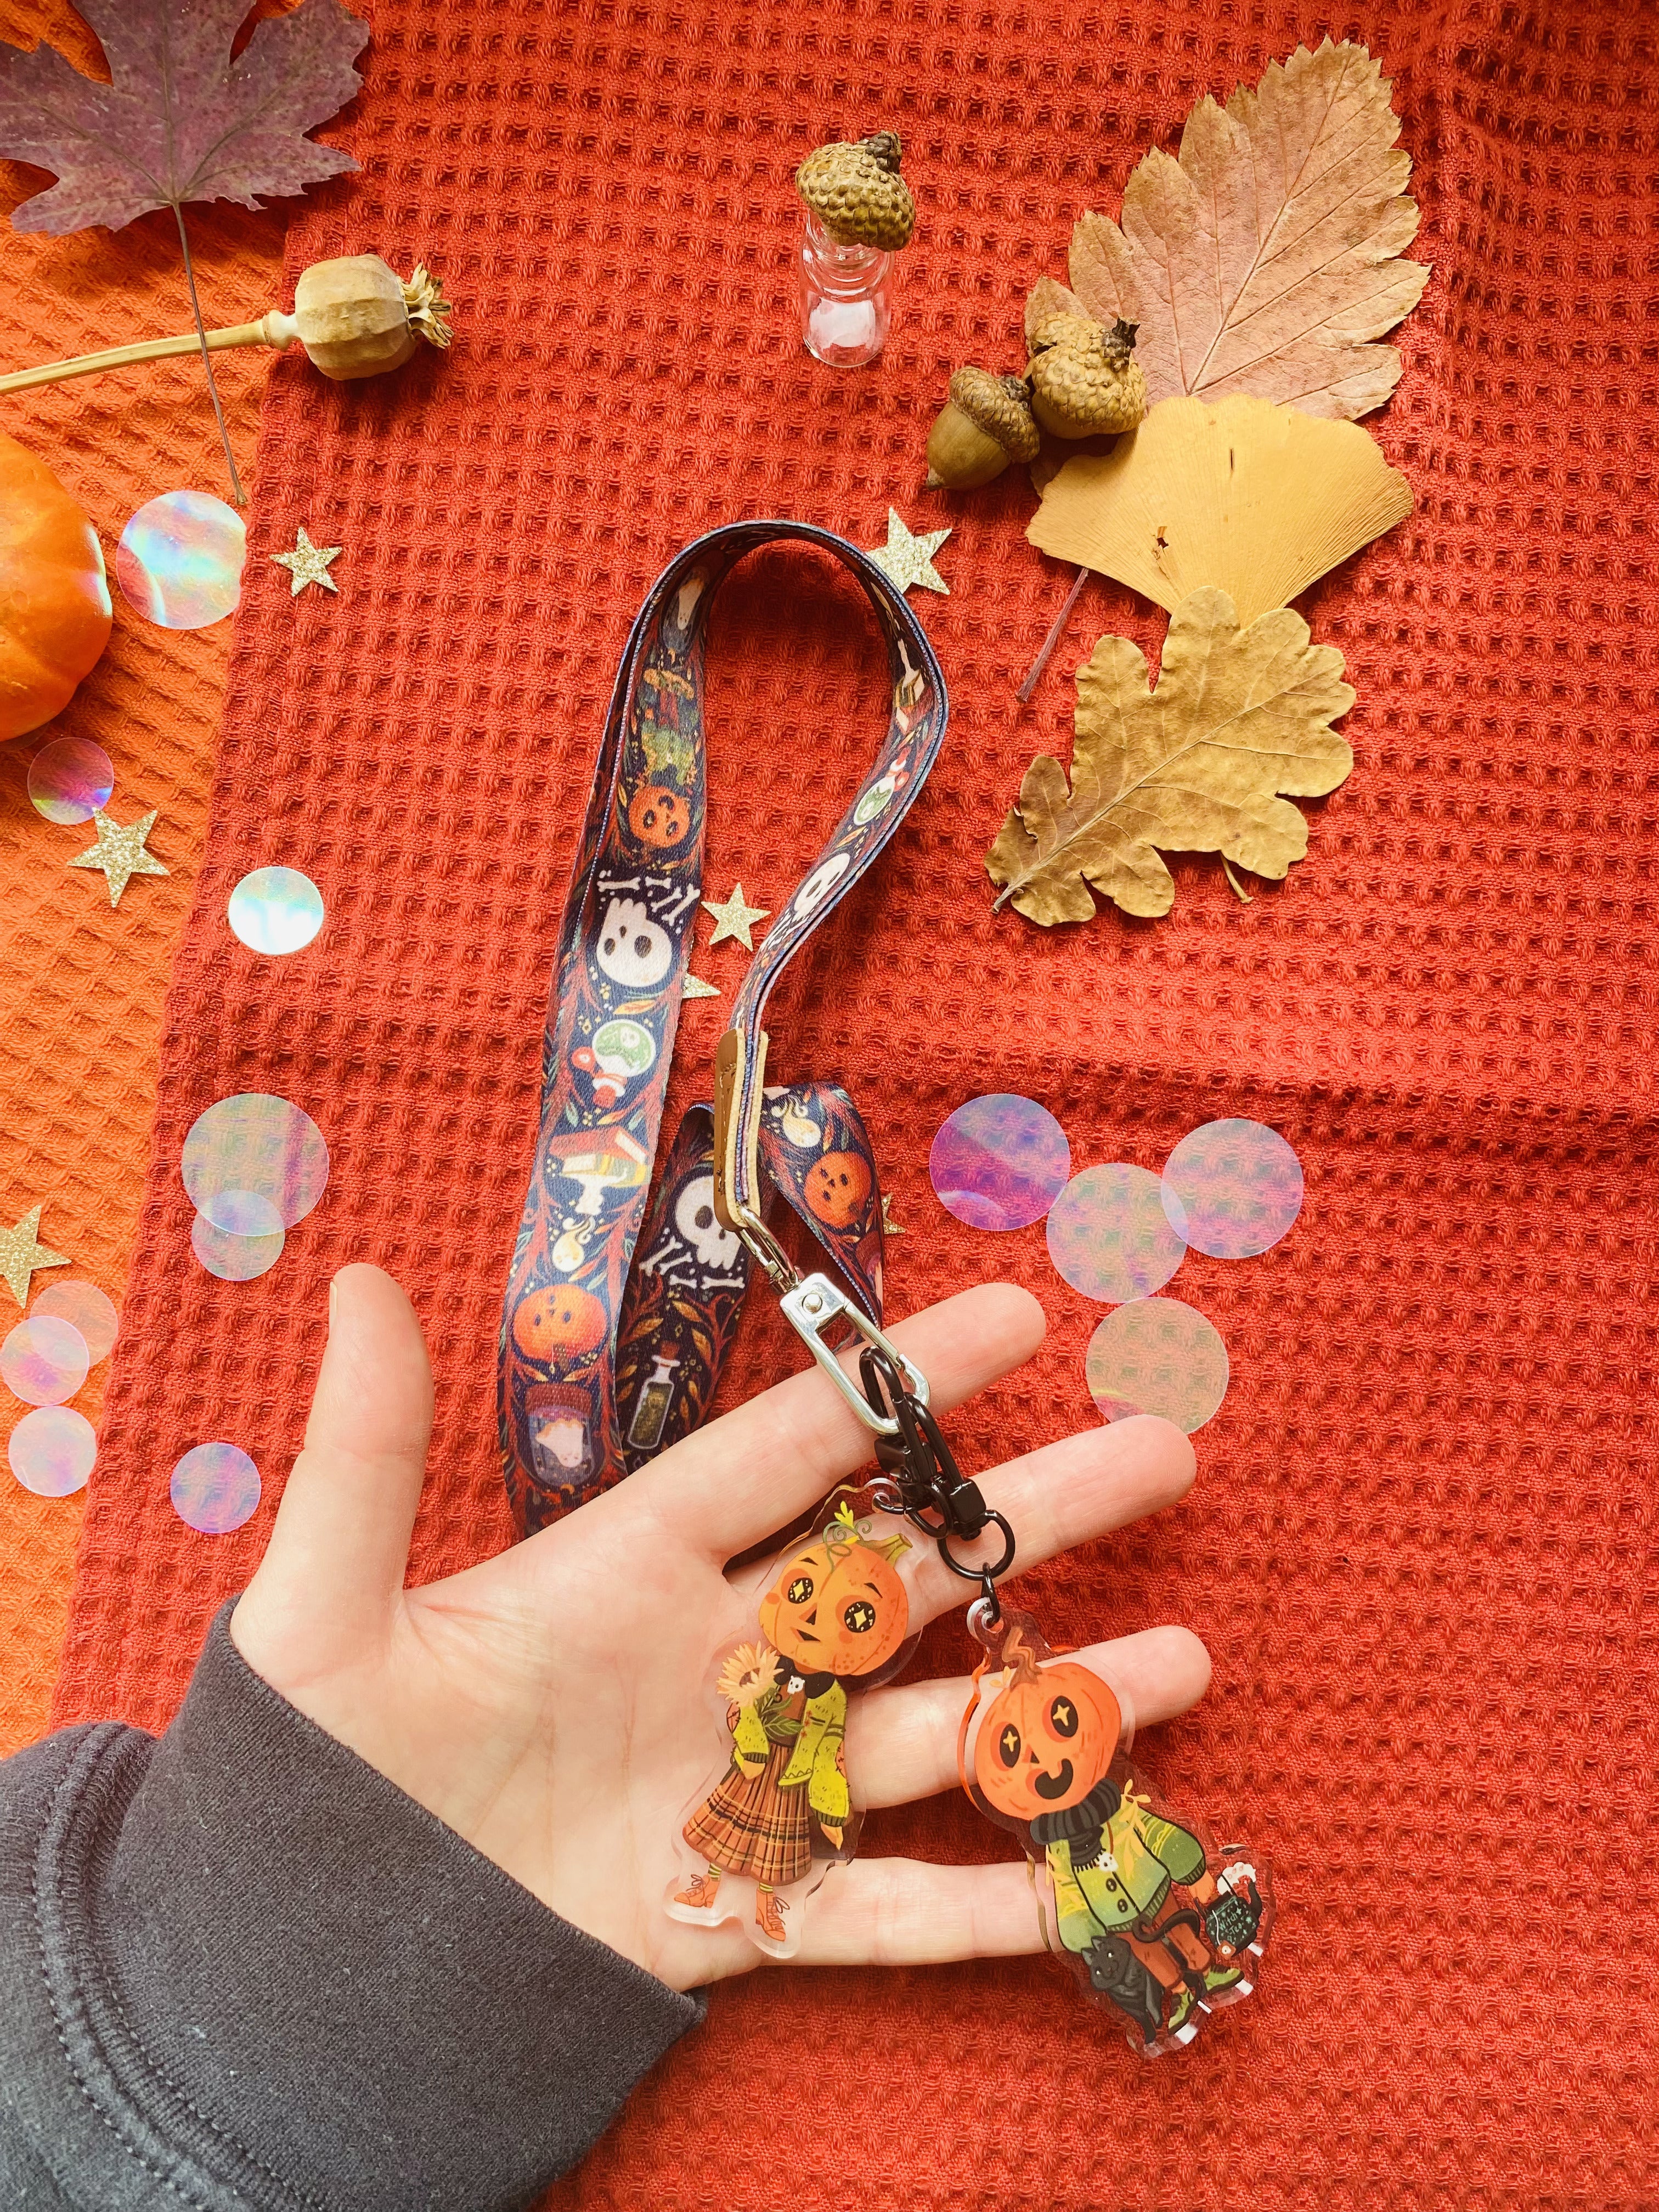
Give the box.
[1046,1164,1186,1303]
[191,1210,285,1282]
[8,1406,95,1497]
[1161,1119,1305,1259]
[228,866,325,956]
[170,1441,261,1533]
[28,737,114,825]
[1086,1299,1229,1434]
[929,1095,1071,1231]
[116,490,245,630]
[32,1280,119,1364]
[181,1093,329,1233]
[1,1315,90,1407]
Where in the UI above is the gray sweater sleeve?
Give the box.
[0,1608,702,2211]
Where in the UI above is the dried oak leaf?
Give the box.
[0,0,368,235]
[987,587,1354,925]
[1034,39,1429,421]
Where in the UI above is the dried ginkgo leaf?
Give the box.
[1034,40,1429,421]
[1028,394,1412,628]
[987,587,1353,926]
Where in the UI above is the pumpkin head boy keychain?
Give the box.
[669,1494,920,1957]
[960,1605,1272,2053]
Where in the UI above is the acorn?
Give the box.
[1025,314,1147,439]
[795,132,917,252]
[925,368,1042,489]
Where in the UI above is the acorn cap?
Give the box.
[797,133,917,251]
[949,368,1041,462]
[1026,314,1147,437]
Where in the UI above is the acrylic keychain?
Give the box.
[668,1488,925,1958]
[957,1603,1273,2053]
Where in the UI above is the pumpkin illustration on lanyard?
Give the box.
[960,1607,1273,2053]
[670,1496,918,1957]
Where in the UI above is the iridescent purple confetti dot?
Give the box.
[33,1280,119,1364]
[190,1210,285,1282]
[1086,1299,1229,1434]
[182,1094,328,1234]
[170,1441,261,1534]
[1160,1119,1305,1259]
[1,1314,90,1407]
[1046,1164,1186,1304]
[8,1406,96,1497]
[29,737,114,825]
[929,1095,1071,1231]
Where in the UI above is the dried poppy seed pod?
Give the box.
[925,368,1042,489]
[795,131,917,252]
[0,255,453,397]
[269,255,453,381]
[1026,313,1147,439]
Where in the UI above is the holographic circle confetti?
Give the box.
[228,866,326,956]
[1,1314,90,1407]
[1086,1299,1229,1434]
[1161,1119,1305,1259]
[8,1406,95,1497]
[182,1094,329,1234]
[1046,1164,1186,1303]
[115,490,245,630]
[191,1210,285,1282]
[929,1095,1071,1232]
[170,1441,261,1533]
[32,1280,119,1364]
[28,737,114,825]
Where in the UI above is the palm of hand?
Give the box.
[232,1266,1209,1993]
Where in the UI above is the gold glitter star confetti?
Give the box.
[865,507,951,596]
[67,809,168,908]
[682,974,721,1000]
[0,1204,69,1307]
[881,1192,907,1236]
[702,883,769,951]
[270,525,342,596]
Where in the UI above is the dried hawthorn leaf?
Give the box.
[0,0,368,235]
[987,586,1354,924]
[1029,394,1413,627]
[1032,40,1430,421]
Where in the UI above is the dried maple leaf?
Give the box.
[0,0,367,233]
[987,587,1354,925]
[1031,40,1429,421]
[0,1,368,499]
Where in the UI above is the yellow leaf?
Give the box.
[987,588,1354,926]
[1028,395,1413,627]
[1038,40,1430,421]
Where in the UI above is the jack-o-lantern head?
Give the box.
[805,1149,872,1231]
[512,1283,609,1363]
[973,1638,1120,1820]
[757,1502,911,1679]
[627,783,691,849]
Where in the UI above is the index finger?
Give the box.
[628,1280,1045,1559]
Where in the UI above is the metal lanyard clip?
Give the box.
[778,1273,930,1435]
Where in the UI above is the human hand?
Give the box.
[230,1263,1210,1991]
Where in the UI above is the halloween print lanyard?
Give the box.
[500,520,956,1535]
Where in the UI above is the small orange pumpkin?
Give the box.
[627,782,691,849]
[512,1283,609,1362]
[0,431,112,741]
[974,1651,1120,1820]
[805,1149,872,1231]
[758,1504,911,1679]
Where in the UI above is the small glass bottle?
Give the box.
[798,215,891,368]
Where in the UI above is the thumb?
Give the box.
[234,1263,435,1665]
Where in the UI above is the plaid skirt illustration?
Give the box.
[683,1688,814,1887]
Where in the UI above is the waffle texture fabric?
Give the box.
[0,0,283,1760]
[45,2,1659,2208]
[0,1606,698,2209]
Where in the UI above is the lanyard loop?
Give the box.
[499,522,949,1534]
